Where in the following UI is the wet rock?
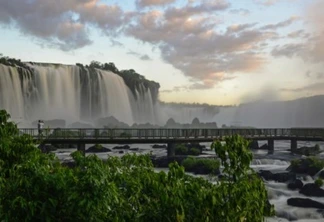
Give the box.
[287,179,303,190]
[300,183,324,197]
[113,145,130,150]
[118,151,124,154]
[38,144,57,153]
[96,116,129,128]
[68,122,93,128]
[152,144,167,149]
[318,170,324,179]
[130,148,139,151]
[52,144,77,149]
[259,170,296,182]
[259,144,269,150]
[249,140,259,149]
[293,145,321,156]
[273,172,296,183]
[151,156,187,168]
[287,158,323,176]
[287,198,324,209]
[259,170,273,181]
[86,145,111,153]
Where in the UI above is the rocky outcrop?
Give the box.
[287,158,324,176]
[299,183,324,197]
[152,144,167,149]
[293,145,321,156]
[259,170,296,182]
[86,145,111,153]
[249,140,259,149]
[151,156,187,168]
[96,116,129,128]
[113,145,130,150]
[318,170,324,179]
[38,144,57,153]
[68,122,94,128]
[259,144,269,150]
[287,198,324,209]
[287,179,303,190]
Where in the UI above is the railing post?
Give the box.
[167,142,176,157]
[268,139,274,154]
[291,139,297,154]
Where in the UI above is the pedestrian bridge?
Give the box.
[19,128,324,156]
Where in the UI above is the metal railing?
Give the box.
[18,128,324,140]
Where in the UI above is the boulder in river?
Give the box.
[287,179,303,190]
[152,144,167,149]
[299,183,324,197]
[287,157,324,176]
[113,145,130,150]
[293,145,321,156]
[86,144,111,153]
[287,198,324,209]
[249,140,259,149]
[259,170,296,182]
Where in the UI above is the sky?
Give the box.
[0,0,323,105]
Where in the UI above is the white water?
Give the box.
[0,64,159,126]
[52,140,324,221]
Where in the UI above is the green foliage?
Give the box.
[315,178,323,187]
[94,144,103,150]
[188,147,200,156]
[182,157,220,174]
[175,144,200,156]
[0,110,273,221]
[175,144,188,155]
[211,135,275,220]
[307,156,324,169]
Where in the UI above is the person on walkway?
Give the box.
[38,120,44,136]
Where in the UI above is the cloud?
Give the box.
[287,30,310,39]
[0,0,127,50]
[254,0,297,6]
[271,43,305,58]
[261,16,300,30]
[281,82,324,93]
[127,50,152,61]
[254,0,280,6]
[226,23,257,33]
[136,0,176,8]
[140,54,152,60]
[110,39,124,47]
[127,2,273,89]
[229,8,250,16]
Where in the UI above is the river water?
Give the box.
[53,140,324,221]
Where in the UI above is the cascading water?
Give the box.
[0,63,158,126]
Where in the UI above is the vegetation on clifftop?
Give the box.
[0,109,274,221]
[80,60,160,102]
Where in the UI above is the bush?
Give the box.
[188,147,200,155]
[0,110,274,221]
[315,178,323,187]
[94,144,103,150]
[175,144,188,155]
[181,157,220,174]
[175,144,200,156]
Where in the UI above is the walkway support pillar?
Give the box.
[77,143,86,155]
[267,139,274,154]
[291,139,297,153]
[167,142,176,157]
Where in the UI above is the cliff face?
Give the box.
[0,58,160,125]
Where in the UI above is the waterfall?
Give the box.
[0,63,158,126]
